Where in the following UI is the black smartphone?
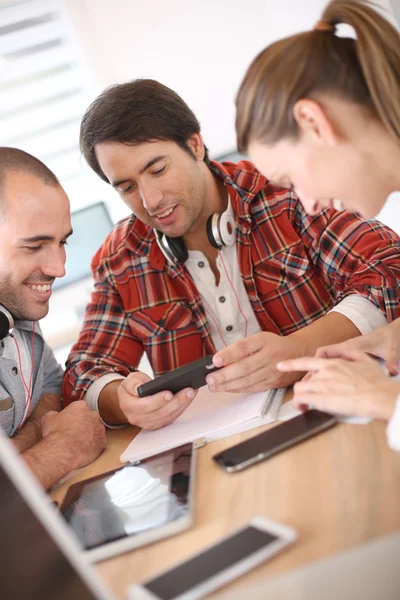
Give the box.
[137,355,219,398]
[213,409,338,473]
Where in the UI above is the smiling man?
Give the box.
[0,147,106,490]
[63,79,400,431]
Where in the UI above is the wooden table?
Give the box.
[51,394,400,599]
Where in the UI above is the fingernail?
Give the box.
[165,392,173,401]
[207,376,214,385]
[213,356,224,368]
[186,390,195,399]
[208,385,215,392]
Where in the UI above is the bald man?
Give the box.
[0,147,106,490]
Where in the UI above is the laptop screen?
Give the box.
[0,435,110,600]
[52,201,114,291]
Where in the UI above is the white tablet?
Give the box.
[59,443,196,563]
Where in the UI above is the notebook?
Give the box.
[120,386,285,463]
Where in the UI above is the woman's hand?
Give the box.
[277,352,400,421]
[315,318,400,375]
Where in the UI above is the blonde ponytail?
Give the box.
[236,0,400,151]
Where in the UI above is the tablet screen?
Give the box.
[60,444,193,552]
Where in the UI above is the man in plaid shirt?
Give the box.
[63,79,400,430]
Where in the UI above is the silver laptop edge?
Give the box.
[0,432,114,600]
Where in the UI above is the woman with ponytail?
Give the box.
[236,0,400,448]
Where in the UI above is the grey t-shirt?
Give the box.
[0,320,63,437]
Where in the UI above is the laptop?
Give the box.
[0,432,196,597]
[0,432,112,600]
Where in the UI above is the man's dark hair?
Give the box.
[80,79,210,182]
[0,147,60,217]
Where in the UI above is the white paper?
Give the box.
[120,386,272,463]
[277,400,303,421]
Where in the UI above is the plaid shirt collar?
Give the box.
[209,160,266,220]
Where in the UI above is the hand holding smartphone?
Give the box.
[128,517,297,600]
[137,355,219,398]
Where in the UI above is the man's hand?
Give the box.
[41,401,107,470]
[277,352,400,421]
[11,393,61,453]
[206,332,303,393]
[117,372,198,430]
[315,318,400,375]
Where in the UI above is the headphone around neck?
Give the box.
[0,305,14,341]
[155,209,236,266]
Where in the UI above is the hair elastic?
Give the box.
[314,20,336,33]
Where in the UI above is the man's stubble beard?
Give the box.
[0,274,48,322]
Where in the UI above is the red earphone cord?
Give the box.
[14,323,36,431]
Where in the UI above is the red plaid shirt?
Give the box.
[63,161,400,404]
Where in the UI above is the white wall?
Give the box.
[391,0,400,22]
[64,0,334,157]
[64,0,400,232]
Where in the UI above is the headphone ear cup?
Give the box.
[218,212,235,247]
[207,212,236,249]
[166,236,188,264]
[206,214,221,249]
[0,305,14,341]
[155,230,188,265]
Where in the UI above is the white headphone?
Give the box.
[206,211,236,249]
[155,208,236,266]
